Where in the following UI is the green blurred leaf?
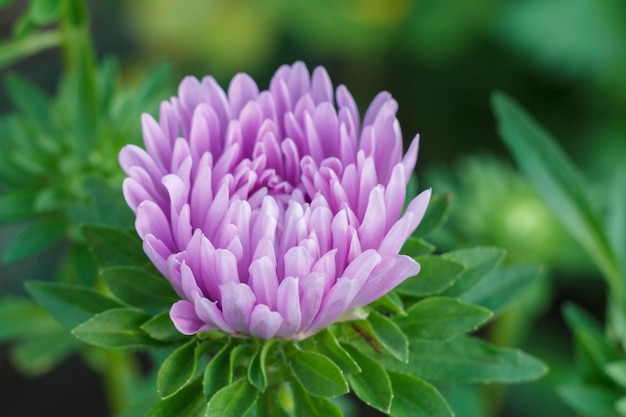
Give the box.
[607,169,626,284]
[379,336,547,383]
[72,308,155,349]
[0,190,35,222]
[3,72,51,127]
[102,266,178,311]
[0,30,61,71]
[203,339,234,398]
[559,383,621,417]
[257,389,290,417]
[441,247,505,297]
[30,0,62,25]
[461,265,544,314]
[400,237,436,257]
[343,344,392,414]
[284,344,348,398]
[492,93,621,295]
[395,297,492,340]
[3,216,68,263]
[146,377,205,417]
[0,0,16,8]
[0,297,59,341]
[82,224,148,267]
[141,311,186,343]
[307,329,360,375]
[414,193,452,238]
[206,378,259,417]
[10,328,80,375]
[248,340,277,391]
[388,371,454,417]
[606,361,626,389]
[26,281,122,329]
[367,310,408,362]
[85,176,135,229]
[397,255,465,297]
[158,339,200,399]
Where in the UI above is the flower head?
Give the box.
[119,62,430,340]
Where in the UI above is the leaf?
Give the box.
[248,340,278,391]
[0,190,35,222]
[308,329,360,374]
[146,377,205,417]
[343,344,393,414]
[371,292,405,315]
[460,265,544,314]
[3,72,51,127]
[141,311,186,342]
[367,310,409,362]
[559,383,621,417]
[10,329,80,376]
[82,224,148,267]
[3,216,68,262]
[388,371,454,417]
[284,344,348,398]
[30,0,62,24]
[203,340,234,398]
[102,266,178,311]
[290,381,344,417]
[400,237,436,257]
[606,361,626,389]
[206,378,259,417]
[26,281,122,329]
[492,93,621,293]
[257,389,290,417]
[84,176,135,229]
[158,339,200,399]
[607,169,626,286]
[72,308,155,349]
[0,297,58,340]
[397,255,465,297]
[379,336,547,383]
[395,297,492,340]
[441,247,505,297]
[414,193,452,237]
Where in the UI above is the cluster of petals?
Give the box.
[119,62,431,340]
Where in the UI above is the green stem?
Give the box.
[102,349,139,415]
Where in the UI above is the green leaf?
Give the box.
[460,265,544,314]
[388,372,454,417]
[158,339,201,399]
[607,169,626,287]
[3,216,68,262]
[379,336,547,383]
[141,311,186,342]
[10,329,80,375]
[559,383,621,417]
[606,361,626,389]
[290,381,344,417]
[284,344,348,398]
[371,291,405,315]
[343,344,393,414]
[0,190,35,222]
[441,247,505,297]
[203,340,234,398]
[102,266,178,311]
[367,310,409,362]
[146,377,205,417]
[30,0,62,24]
[206,378,259,417]
[400,237,436,257]
[3,72,51,127]
[395,297,492,340]
[308,329,360,374]
[492,93,621,295]
[82,224,148,267]
[72,308,155,349]
[414,193,452,237]
[0,297,58,340]
[397,255,465,297]
[84,176,135,229]
[248,340,278,391]
[26,281,122,329]
[257,389,291,417]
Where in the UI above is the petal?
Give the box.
[307,276,360,333]
[379,189,431,255]
[170,300,210,335]
[249,256,279,309]
[249,304,283,339]
[276,276,302,337]
[220,282,256,333]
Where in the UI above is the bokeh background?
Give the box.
[1,0,625,416]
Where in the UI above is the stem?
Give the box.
[102,350,139,415]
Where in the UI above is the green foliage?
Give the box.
[72,308,155,349]
[388,372,454,417]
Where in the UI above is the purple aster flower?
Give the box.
[119,62,430,340]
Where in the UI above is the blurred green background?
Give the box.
[1,0,625,416]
